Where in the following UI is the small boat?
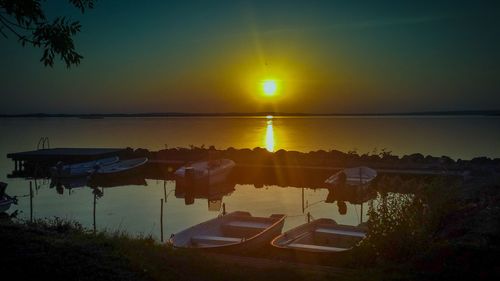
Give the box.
[271,218,366,254]
[0,197,16,213]
[0,182,17,213]
[92,157,148,177]
[170,211,285,253]
[174,159,235,186]
[325,166,377,187]
[50,156,119,178]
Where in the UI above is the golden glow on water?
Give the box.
[265,117,275,152]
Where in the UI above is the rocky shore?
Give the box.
[123,146,500,174]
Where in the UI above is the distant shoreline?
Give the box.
[0,110,499,118]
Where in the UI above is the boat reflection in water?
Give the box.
[49,173,148,195]
[175,180,235,212]
[21,161,378,241]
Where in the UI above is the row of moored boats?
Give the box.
[169,211,367,255]
[50,156,148,178]
[170,163,376,255]
[47,155,376,256]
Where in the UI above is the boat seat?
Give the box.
[221,220,271,238]
[191,235,242,246]
[287,243,348,252]
[224,221,271,229]
[315,228,366,238]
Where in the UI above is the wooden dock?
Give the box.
[6,147,468,179]
[7,148,125,176]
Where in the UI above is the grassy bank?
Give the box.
[1,174,498,280]
[0,217,417,281]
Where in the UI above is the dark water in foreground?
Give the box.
[0,116,498,240]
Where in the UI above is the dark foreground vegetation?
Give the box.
[0,217,404,281]
[1,170,499,280]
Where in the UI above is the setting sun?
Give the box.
[262,80,278,96]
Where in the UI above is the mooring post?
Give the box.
[301,188,305,213]
[160,198,164,242]
[222,203,226,215]
[307,212,311,223]
[93,192,96,234]
[29,181,33,222]
[163,180,167,201]
[360,203,363,224]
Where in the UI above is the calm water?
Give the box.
[1,116,499,239]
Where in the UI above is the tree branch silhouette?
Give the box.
[0,0,95,68]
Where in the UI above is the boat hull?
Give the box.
[91,157,148,179]
[0,198,15,213]
[324,166,378,197]
[50,156,120,178]
[271,218,366,260]
[175,159,235,186]
[170,211,285,254]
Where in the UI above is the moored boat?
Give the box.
[0,197,16,213]
[0,182,18,213]
[271,218,366,254]
[174,159,235,186]
[92,157,148,177]
[170,211,285,253]
[50,156,120,178]
[325,166,377,187]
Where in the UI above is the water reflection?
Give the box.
[175,181,235,211]
[265,116,275,152]
[12,165,379,240]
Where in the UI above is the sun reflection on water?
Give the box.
[265,115,275,152]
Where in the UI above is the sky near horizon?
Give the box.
[1,0,499,114]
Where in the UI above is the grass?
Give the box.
[2,175,499,280]
[1,217,410,281]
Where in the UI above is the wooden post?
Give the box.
[93,192,96,234]
[29,181,33,222]
[307,212,311,223]
[360,203,363,224]
[163,180,167,201]
[301,188,305,213]
[222,203,226,215]
[160,199,164,242]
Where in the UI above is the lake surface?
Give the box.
[1,116,499,240]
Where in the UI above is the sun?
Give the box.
[262,80,278,96]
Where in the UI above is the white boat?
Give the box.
[0,182,17,213]
[93,157,148,177]
[50,156,119,178]
[271,218,366,254]
[174,159,235,185]
[0,196,16,213]
[325,166,377,187]
[170,211,285,253]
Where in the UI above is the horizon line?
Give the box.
[0,109,499,118]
